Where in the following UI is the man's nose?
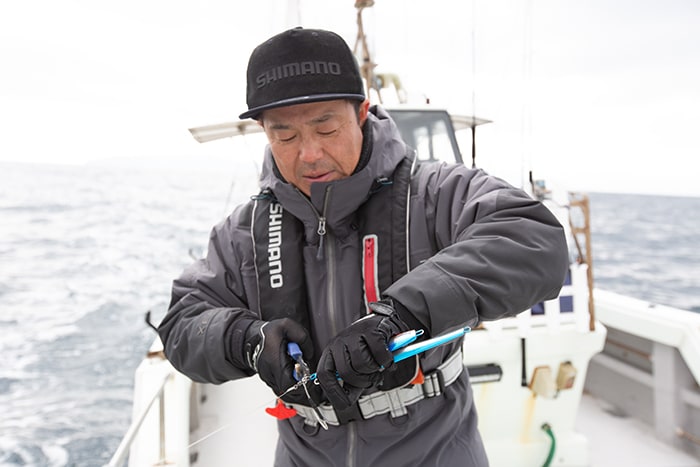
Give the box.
[298,135,324,163]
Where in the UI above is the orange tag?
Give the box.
[410,366,425,385]
[265,400,297,420]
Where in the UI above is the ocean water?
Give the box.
[0,161,698,466]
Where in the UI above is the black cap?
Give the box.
[239,28,366,120]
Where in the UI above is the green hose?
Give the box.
[541,423,556,467]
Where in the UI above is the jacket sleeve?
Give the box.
[386,164,569,336]
[158,206,259,384]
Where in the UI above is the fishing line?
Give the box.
[188,327,470,447]
[187,394,282,449]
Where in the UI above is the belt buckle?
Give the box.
[423,369,446,398]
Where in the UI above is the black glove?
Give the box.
[235,318,314,403]
[317,300,411,411]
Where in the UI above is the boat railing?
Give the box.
[106,371,173,467]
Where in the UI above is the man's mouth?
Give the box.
[304,172,332,182]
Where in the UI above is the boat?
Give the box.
[108,3,700,466]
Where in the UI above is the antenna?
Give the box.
[353,1,379,102]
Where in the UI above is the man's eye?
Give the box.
[277,134,297,143]
[317,126,340,136]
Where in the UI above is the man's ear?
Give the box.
[359,99,371,125]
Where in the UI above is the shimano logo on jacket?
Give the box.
[256,61,341,88]
[268,203,283,288]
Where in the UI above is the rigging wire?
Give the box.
[470,0,477,169]
[521,0,534,190]
[471,0,477,124]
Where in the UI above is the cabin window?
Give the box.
[388,110,463,164]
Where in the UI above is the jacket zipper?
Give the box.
[316,186,332,260]
[316,187,340,338]
[316,216,327,260]
[317,188,352,464]
[295,186,339,337]
[347,422,357,467]
[298,186,352,463]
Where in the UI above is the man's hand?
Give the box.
[242,318,314,403]
[317,301,411,411]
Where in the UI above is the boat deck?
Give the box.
[576,392,699,466]
[186,376,699,466]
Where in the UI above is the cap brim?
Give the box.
[239,93,366,120]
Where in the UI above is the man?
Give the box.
[159,27,568,466]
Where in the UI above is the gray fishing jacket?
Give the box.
[159,105,569,466]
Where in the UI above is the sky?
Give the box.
[1,0,699,196]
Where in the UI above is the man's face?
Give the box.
[260,99,370,196]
